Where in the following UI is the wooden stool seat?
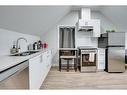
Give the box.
[60,56,76,59]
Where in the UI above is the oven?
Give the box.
[80,49,97,72]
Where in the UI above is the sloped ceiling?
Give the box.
[0,6,127,36]
[72,6,127,32]
[100,6,127,31]
[0,6,71,36]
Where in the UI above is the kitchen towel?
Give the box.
[89,53,95,62]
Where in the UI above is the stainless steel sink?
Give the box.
[10,51,39,56]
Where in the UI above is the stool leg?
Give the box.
[74,59,76,71]
[74,58,77,72]
[67,60,69,72]
[59,58,61,71]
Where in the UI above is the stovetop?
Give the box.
[77,46,97,50]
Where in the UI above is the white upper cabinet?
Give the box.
[92,19,100,37]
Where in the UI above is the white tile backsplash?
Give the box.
[75,30,98,48]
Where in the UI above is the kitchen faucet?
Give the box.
[16,37,27,53]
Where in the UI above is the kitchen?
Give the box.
[0,6,127,90]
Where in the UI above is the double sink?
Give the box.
[10,50,39,56]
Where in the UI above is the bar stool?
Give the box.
[59,49,78,72]
[59,56,77,72]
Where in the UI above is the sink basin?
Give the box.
[10,51,39,56]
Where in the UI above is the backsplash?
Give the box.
[0,28,40,56]
[75,30,98,48]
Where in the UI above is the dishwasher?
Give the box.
[0,60,29,89]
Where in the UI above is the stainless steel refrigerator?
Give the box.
[106,32,125,72]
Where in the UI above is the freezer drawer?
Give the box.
[108,47,125,72]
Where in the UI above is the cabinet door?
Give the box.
[29,54,42,89]
[97,60,105,70]
[40,51,52,85]
[46,51,51,67]
[93,20,100,37]
[97,49,105,70]
[43,51,50,72]
[43,51,48,67]
[40,53,47,84]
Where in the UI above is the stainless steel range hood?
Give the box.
[77,8,99,32]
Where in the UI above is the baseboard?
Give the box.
[52,63,59,67]
[96,69,104,72]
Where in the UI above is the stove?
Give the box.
[78,46,97,72]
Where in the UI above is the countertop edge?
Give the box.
[0,49,50,72]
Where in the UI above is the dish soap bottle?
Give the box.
[10,42,17,54]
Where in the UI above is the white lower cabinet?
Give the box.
[97,48,105,71]
[29,50,52,89]
[29,54,42,89]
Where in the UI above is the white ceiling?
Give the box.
[100,6,127,31]
[0,6,127,36]
[0,6,71,36]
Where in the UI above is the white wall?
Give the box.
[0,28,40,56]
[125,33,127,49]
[41,10,117,65]
[91,11,117,33]
[100,6,127,32]
[41,11,78,65]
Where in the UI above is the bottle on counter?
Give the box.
[28,44,33,50]
[10,42,17,54]
[33,42,38,50]
[10,45,17,54]
[43,43,48,49]
[37,40,42,49]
